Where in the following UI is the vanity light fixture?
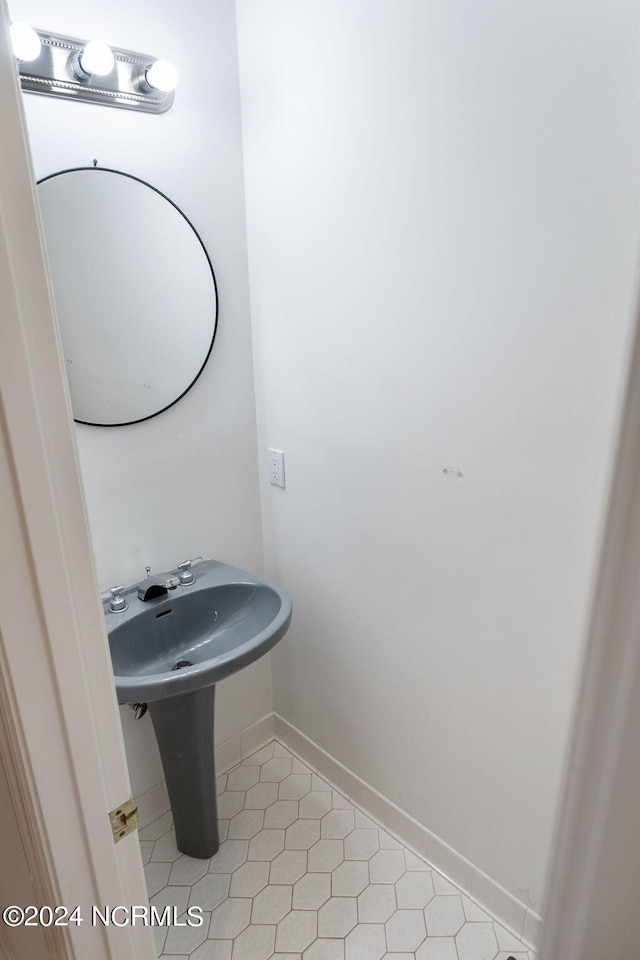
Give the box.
[10,22,41,62]
[12,27,177,114]
[71,39,115,80]
[141,58,179,94]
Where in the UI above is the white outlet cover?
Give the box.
[268,448,285,488]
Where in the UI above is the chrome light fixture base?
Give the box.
[16,30,175,114]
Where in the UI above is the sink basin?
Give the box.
[108,562,291,704]
[103,559,292,859]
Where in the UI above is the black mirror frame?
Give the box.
[37,166,219,427]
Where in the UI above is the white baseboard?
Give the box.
[136,710,542,952]
[273,713,542,952]
[136,780,170,830]
[215,712,276,773]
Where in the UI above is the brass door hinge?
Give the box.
[109,798,138,843]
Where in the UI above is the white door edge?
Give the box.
[538,290,640,952]
[0,7,155,960]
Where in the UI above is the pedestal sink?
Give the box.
[104,559,292,859]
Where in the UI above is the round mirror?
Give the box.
[37,167,218,426]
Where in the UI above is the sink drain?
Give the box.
[173,659,193,670]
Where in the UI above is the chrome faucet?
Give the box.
[177,557,203,585]
[138,574,180,602]
[108,586,128,613]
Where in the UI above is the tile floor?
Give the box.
[141,739,534,960]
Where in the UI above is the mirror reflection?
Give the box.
[37,167,218,426]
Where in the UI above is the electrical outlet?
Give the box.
[268,448,285,488]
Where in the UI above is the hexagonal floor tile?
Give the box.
[433,874,461,895]
[415,937,458,960]
[379,830,403,849]
[462,896,491,922]
[209,898,252,939]
[191,938,233,960]
[188,873,230,911]
[307,839,344,873]
[299,791,333,819]
[216,773,228,794]
[217,792,245,820]
[264,800,300,829]
[260,758,293,782]
[208,840,249,874]
[150,883,189,917]
[144,861,170,897]
[321,809,355,839]
[455,921,499,960]
[150,830,181,862]
[251,884,293,924]
[385,909,426,952]
[139,840,153,865]
[317,897,358,938]
[286,818,322,850]
[404,849,430,871]
[368,849,405,884]
[292,757,311,774]
[331,860,369,897]
[354,810,377,828]
[304,938,345,960]
[230,922,276,960]
[226,765,260,792]
[229,860,269,898]
[311,773,332,791]
[424,896,465,937]
[345,923,386,960]
[228,809,264,840]
[162,910,210,954]
[357,883,396,923]
[167,855,208,887]
[248,828,286,861]
[280,774,313,799]
[244,781,279,810]
[270,849,308,885]
[141,745,525,960]
[275,910,318,953]
[344,829,380,861]
[495,923,528,953]
[395,871,435,909]
[153,924,166,958]
[293,872,332,910]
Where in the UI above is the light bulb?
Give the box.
[10,22,41,62]
[145,59,178,93]
[79,39,114,77]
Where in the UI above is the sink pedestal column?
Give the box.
[148,686,219,859]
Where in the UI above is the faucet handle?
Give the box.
[177,557,203,585]
[109,586,128,613]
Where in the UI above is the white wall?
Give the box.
[11,0,269,796]
[237,0,640,913]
